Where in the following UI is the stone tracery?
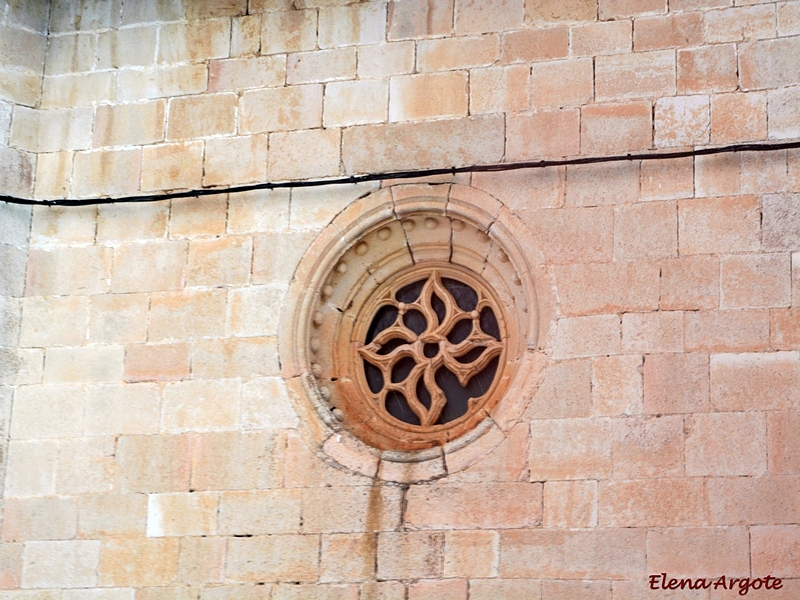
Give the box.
[358,268,505,428]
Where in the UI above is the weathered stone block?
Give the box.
[43,345,125,384]
[455,0,523,34]
[10,106,92,153]
[763,194,800,252]
[124,344,189,383]
[768,411,800,475]
[526,0,598,23]
[595,50,675,100]
[641,156,694,200]
[23,540,100,589]
[98,538,179,587]
[552,315,621,360]
[686,412,766,476]
[148,289,227,341]
[711,91,767,144]
[524,358,591,422]
[302,486,402,533]
[93,101,164,147]
[208,56,284,92]
[320,533,376,583]
[72,148,141,198]
[634,12,702,51]
[157,19,230,64]
[646,527,749,578]
[377,531,443,580]
[268,128,341,180]
[554,261,660,316]
[26,246,111,297]
[116,434,192,493]
[529,418,612,479]
[502,27,568,62]
[611,415,685,478]
[499,529,645,578]
[506,109,580,160]
[78,494,147,537]
[167,93,237,140]
[679,196,760,254]
[678,44,738,94]
[654,95,709,147]
[191,337,278,379]
[98,201,169,241]
[571,21,631,56]
[240,85,322,134]
[87,383,161,435]
[240,377,299,430]
[388,0,453,39]
[318,3,386,47]
[408,579,467,600]
[203,135,269,187]
[19,296,88,347]
[261,10,316,54]
[177,536,226,585]
[614,201,677,260]
[739,36,800,90]
[343,115,504,173]
[711,352,800,411]
[470,580,541,600]
[141,142,204,192]
[287,48,356,84]
[191,431,284,491]
[592,355,642,416]
[751,525,800,577]
[186,236,252,287]
[707,476,800,526]
[323,80,388,129]
[217,490,300,536]
[56,437,115,494]
[406,483,542,530]
[5,439,58,497]
[661,255,719,310]
[622,311,683,354]
[116,64,208,102]
[644,352,709,414]
[580,102,652,155]
[531,58,592,108]
[685,309,770,352]
[389,72,468,122]
[3,496,78,541]
[147,492,218,537]
[543,480,597,528]
[720,254,791,309]
[523,206,612,264]
[162,379,240,432]
[358,42,414,78]
[418,35,499,72]
[226,535,319,583]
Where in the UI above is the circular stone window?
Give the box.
[357,263,506,438]
[282,185,538,456]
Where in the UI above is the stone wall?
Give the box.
[0,0,48,197]
[1,0,800,598]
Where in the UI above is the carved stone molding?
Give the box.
[280,183,544,481]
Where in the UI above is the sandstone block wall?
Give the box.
[1,0,800,598]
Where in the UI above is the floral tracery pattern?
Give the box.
[357,270,504,428]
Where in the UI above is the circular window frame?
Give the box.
[279,183,544,482]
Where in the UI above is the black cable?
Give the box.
[3,139,800,207]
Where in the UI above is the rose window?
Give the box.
[284,198,537,455]
[358,268,504,428]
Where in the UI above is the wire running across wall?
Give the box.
[3,139,800,207]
